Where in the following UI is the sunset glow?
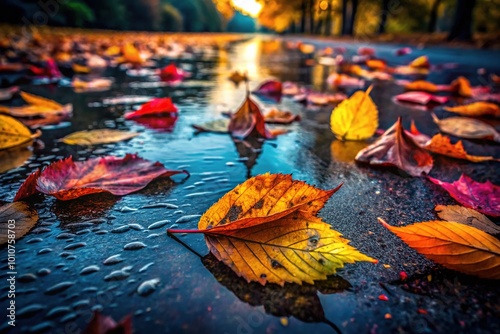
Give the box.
[232,0,263,17]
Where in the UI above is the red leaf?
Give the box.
[252,80,282,97]
[124,98,178,119]
[395,47,412,56]
[358,47,375,56]
[355,117,434,177]
[395,92,448,105]
[14,169,42,202]
[159,63,186,82]
[428,174,500,217]
[130,115,178,131]
[15,154,188,201]
[84,311,132,334]
[229,95,278,139]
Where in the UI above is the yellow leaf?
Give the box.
[104,45,121,57]
[72,63,90,74]
[379,218,500,279]
[409,56,430,69]
[21,91,63,110]
[0,115,41,150]
[0,202,39,245]
[0,146,32,173]
[330,86,378,141]
[123,43,143,64]
[59,129,139,145]
[444,102,500,118]
[404,80,438,93]
[0,92,72,117]
[170,174,375,285]
[435,205,500,235]
[425,133,497,162]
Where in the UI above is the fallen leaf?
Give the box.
[124,98,178,119]
[228,71,248,85]
[168,174,375,285]
[378,218,500,279]
[492,74,500,84]
[408,120,431,146]
[192,119,230,133]
[14,154,189,201]
[366,59,386,70]
[0,146,32,173]
[424,134,497,162]
[122,43,144,64]
[84,311,132,334]
[159,63,186,82]
[72,78,113,91]
[409,56,430,69]
[131,116,178,131]
[428,174,500,217]
[449,76,472,97]
[307,92,347,105]
[403,80,439,93]
[0,202,38,245]
[435,205,500,235]
[252,80,282,97]
[59,129,139,146]
[229,95,277,139]
[263,109,300,124]
[326,73,364,88]
[431,114,500,142]
[330,86,378,141]
[347,65,392,80]
[0,86,18,101]
[72,63,90,74]
[355,117,433,177]
[444,102,500,118]
[0,91,72,117]
[0,115,41,150]
[395,92,448,105]
[358,47,375,56]
[395,47,412,56]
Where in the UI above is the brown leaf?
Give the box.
[355,117,433,177]
[0,202,39,245]
[431,114,500,142]
[435,205,500,235]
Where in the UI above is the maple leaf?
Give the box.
[59,129,138,146]
[330,86,378,141]
[355,117,433,177]
[252,80,283,99]
[159,63,186,82]
[0,115,41,150]
[431,114,500,142]
[435,205,500,235]
[14,154,189,201]
[444,102,500,118]
[395,92,448,105]
[0,202,38,245]
[124,98,178,119]
[168,174,376,286]
[424,134,497,162]
[84,311,132,334]
[228,95,280,139]
[428,174,500,217]
[379,218,500,279]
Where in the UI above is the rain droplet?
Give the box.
[104,270,130,281]
[175,215,201,224]
[137,278,160,296]
[31,227,51,234]
[60,313,78,323]
[45,281,75,295]
[56,233,76,239]
[38,248,53,255]
[18,273,37,283]
[103,254,124,265]
[80,265,100,275]
[142,203,178,209]
[46,306,71,319]
[120,206,138,213]
[111,225,130,233]
[37,268,51,276]
[185,192,213,198]
[26,238,43,244]
[128,223,145,231]
[18,304,46,318]
[124,242,146,250]
[64,242,86,250]
[138,262,154,273]
[148,220,170,230]
[28,321,54,333]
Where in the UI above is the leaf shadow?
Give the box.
[232,137,264,179]
[201,253,349,332]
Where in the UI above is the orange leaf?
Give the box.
[378,218,500,279]
[409,56,430,69]
[404,80,439,93]
[444,102,500,118]
[449,76,472,97]
[228,95,279,139]
[425,134,497,162]
[169,174,375,285]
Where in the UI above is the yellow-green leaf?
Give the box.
[330,86,378,141]
[60,129,139,145]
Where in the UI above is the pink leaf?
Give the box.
[428,174,500,217]
[395,92,449,105]
[252,80,282,96]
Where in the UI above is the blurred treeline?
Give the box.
[1,0,499,40]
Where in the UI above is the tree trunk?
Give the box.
[308,0,315,34]
[447,0,476,41]
[341,0,348,35]
[378,0,389,34]
[300,0,307,33]
[427,0,442,33]
[346,0,358,35]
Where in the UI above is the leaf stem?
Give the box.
[167,228,203,234]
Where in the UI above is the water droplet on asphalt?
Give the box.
[18,304,46,318]
[120,206,138,213]
[128,223,145,230]
[124,242,146,250]
[103,254,124,265]
[38,248,53,255]
[46,306,71,318]
[137,278,160,296]
[64,242,86,250]
[45,281,75,295]
[18,273,37,283]
[148,220,170,230]
[139,262,154,273]
[175,215,201,223]
[80,265,100,275]
[111,225,130,233]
